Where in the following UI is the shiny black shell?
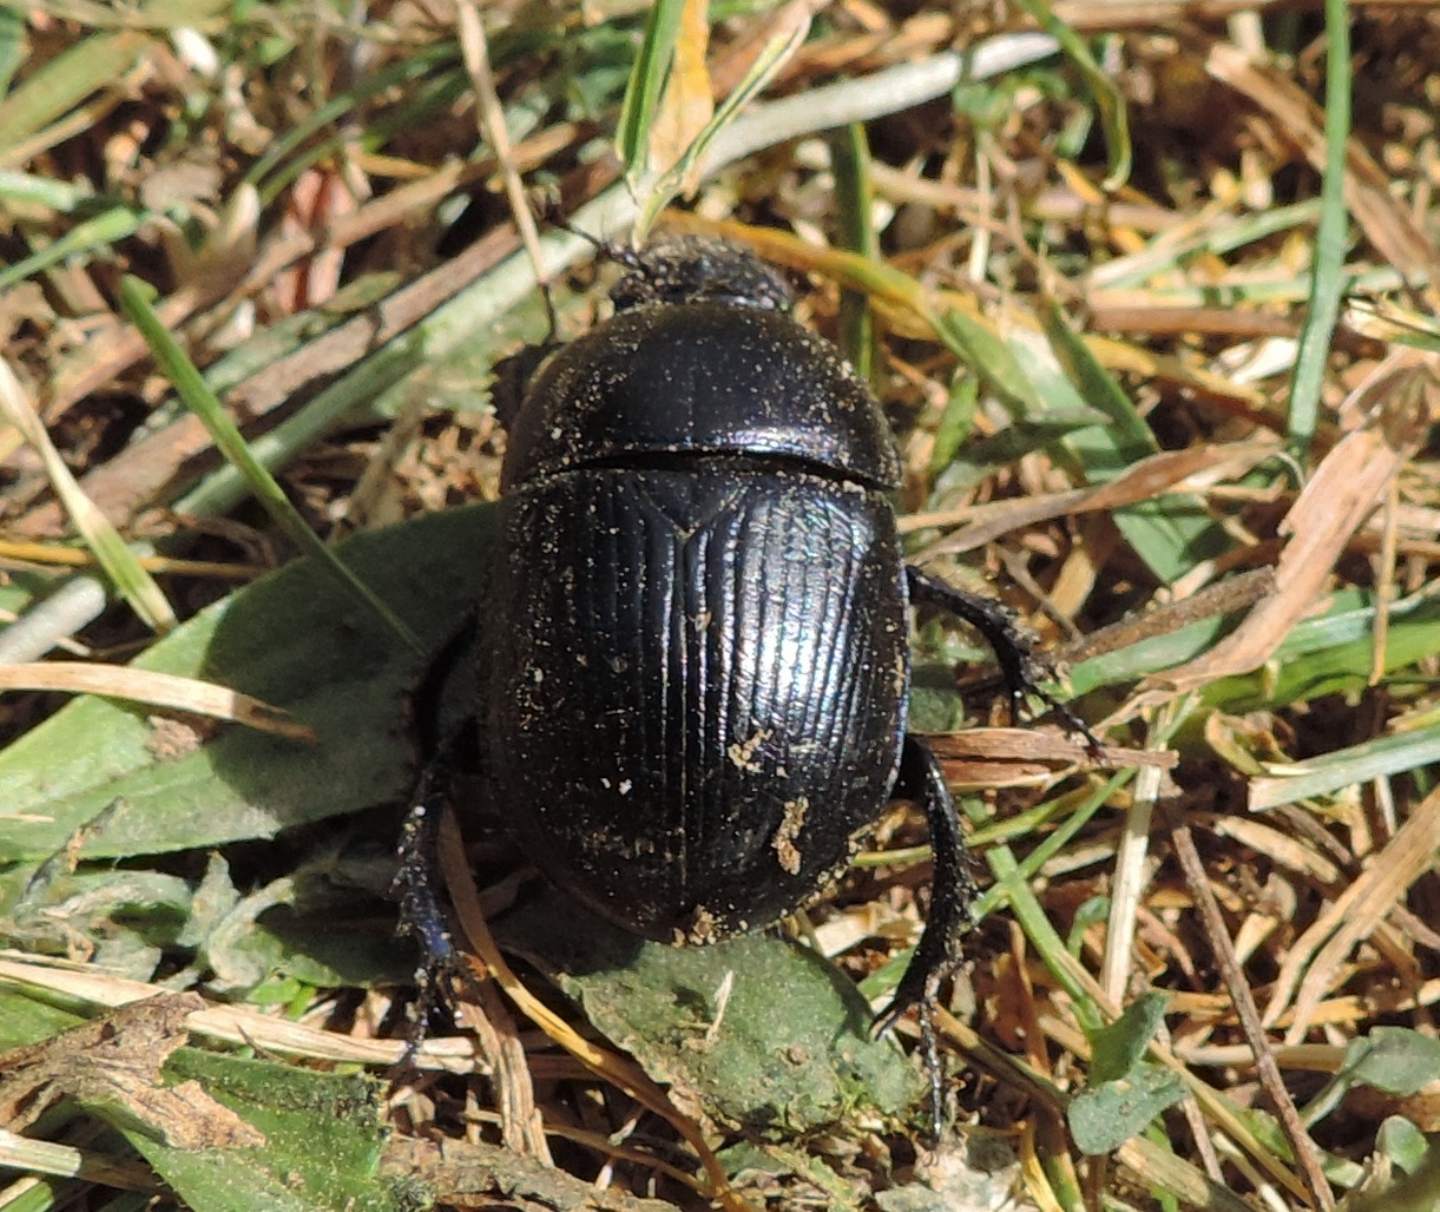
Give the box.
[478,246,911,943]
[502,302,902,493]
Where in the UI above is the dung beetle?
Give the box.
[398,234,1094,1133]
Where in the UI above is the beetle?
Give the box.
[397,234,1095,1132]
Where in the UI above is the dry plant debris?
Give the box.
[0,2,1439,1210]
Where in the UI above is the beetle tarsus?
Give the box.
[918,1000,944,1145]
[873,734,976,1139]
[905,565,1102,758]
[392,734,466,1060]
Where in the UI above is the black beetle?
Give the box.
[399,234,1092,1132]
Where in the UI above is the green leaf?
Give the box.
[0,863,195,980]
[1343,1028,1440,1097]
[0,205,148,293]
[0,505,496,863]
[633,8,807,239]
[1378,1117,1431,1176]
[0,986,87,1050]
[832,123,878,381]
[0,358,175,633]
[927,372,977,479]
[1087,991,1170,1084]
[1069,1062,1185,1155]
[930,309,1049,420]
[1248,723,1440,812]
[242,42,459,191]
[114,1051,417,1212]
[497,885,924,1135]
[1203,595,1440,714]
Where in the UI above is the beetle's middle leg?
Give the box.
[873,733,977,1138]
[905,565,1100,754]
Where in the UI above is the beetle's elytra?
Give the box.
[400,235,1088,1131]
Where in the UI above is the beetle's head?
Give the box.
[609,236,793,313]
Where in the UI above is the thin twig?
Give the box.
[1169,819,1335,1211]
[457,3,553,323]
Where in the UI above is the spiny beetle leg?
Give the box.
[905,565,1103,758]
[392,727,469,1062]
[873,734,978,1141]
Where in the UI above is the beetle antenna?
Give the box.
[558,218,643,272]
[539,280,559,345]
[533,190,644,273]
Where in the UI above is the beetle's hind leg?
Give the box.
[905,565,1101,755]
[874,734,978,1139]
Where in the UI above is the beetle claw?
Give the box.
[904,565,1104,760]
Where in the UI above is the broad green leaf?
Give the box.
[927,371,977,478]
[1069,1062,1185,1156]
[1036,302,1231,583]
[497,885,924,1135]
[115,1051,414,1212]
[931,309,1048,419]
[0,505,496,863]
[1343,1028,1440,1098]
[1378,1116,1430,1175]
[0,986,87,1050]
[0,864,195,980]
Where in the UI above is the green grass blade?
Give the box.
[0,30,149,157]
[1249,723,1440,812]
[634,9,808,238]
[243,43,459,191]
[831,123,877,379]
[0,167,95,210]
[0,6,25,98]
[615,0,686,184]
[0,205,147,292]
[117,277,423,656]
[1039,300,1232,582]
[1005,0,1129,188]
[1286,0,1351,457]
[0,359,175,634]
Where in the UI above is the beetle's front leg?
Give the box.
[873,733,977,1139]
[905,565,1100,754]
